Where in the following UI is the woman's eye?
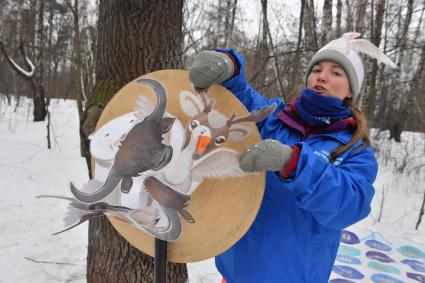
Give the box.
[189,120,200,131]
[215,136,226,146]
[332,71,341,76]
[312,69,321,73]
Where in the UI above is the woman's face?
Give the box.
[307,61,352,100]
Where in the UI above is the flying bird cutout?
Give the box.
[39,70,270,263]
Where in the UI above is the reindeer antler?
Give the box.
[196,87,215,113]
[226,103,276,127]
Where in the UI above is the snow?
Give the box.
[1,95,424,283]
[0,97,88,283]
[368,129,425,232]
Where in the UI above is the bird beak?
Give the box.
[196,135,211,156]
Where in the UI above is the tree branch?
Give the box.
[0,41,35,79]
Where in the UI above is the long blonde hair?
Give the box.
[331,98,371,160]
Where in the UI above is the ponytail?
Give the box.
[331,99,371,160]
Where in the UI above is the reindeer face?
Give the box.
[189,113,229,158]
[188,118,213,157]
[180,90,254,158]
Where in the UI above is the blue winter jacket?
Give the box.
[215,49,377,283]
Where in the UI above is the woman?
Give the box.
[188,33,395,283]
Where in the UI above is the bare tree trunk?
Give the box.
[363,0,385,124]
[44,0,56,150]
[417,189,425,230]
[14,94,21,112]
[264,2,285,99]
[81,1,187,282]
[391,43,425,142]
[46,98,51,149]
[303,0,318,52]
[320,0,333,46]
[27,0,38,57]
[374,0,391,129]
[215,0,225,47]
[355,0,368,35]
[345,0,354,32]
[388,0,414,140]
[36,0,45,79]
[377,186,385,223]
[408,0,425,132]
[46,0,54,96]
[68,0,84,110]
[0,41,46,121]
[336,0,342,37]
[67,0,86,156]
[34,0,48,121]
[287,0,305,99]
[251,0,270,90]
[261,0,269,62]
[223,0,237,47]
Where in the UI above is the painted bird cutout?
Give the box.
[40,77,276,240]
[71,78,175,203]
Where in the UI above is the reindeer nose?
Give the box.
[196,135,211,155]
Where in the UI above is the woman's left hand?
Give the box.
[239,139,294,173]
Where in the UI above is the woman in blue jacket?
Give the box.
[189,33,396,283]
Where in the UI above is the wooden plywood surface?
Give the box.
[95,70,265,263]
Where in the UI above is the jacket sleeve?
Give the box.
[280,143,377,230]
[215,48,278,112]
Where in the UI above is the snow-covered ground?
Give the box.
[0,97,89,283]
[1,96,424,283]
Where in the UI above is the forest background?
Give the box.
[1,0,425,282]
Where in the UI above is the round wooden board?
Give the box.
[94,70,265,263]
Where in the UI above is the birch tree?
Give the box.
[303,0,319,52]
[363,0,386,121]
[320,0,333,46]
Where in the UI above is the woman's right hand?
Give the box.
[189,50,235,89]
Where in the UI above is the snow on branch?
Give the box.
[0,40,35,79]
[7,54,34,78]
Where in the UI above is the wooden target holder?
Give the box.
[93,70,265,282]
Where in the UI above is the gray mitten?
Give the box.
[239,139,294,173]
[189,51,235,89]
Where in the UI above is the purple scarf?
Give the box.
[293,88,352,126]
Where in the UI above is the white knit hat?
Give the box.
[306,32,397,97]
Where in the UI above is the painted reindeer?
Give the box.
[157,89,276,194]
[139,89,276,240]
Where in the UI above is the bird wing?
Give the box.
[37,194,102,234]
[37,194,131,235]
[191,148,247,182]
[89,112,138,161]
[134,96,155,121]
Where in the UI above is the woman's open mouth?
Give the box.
[313,85,326,94]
